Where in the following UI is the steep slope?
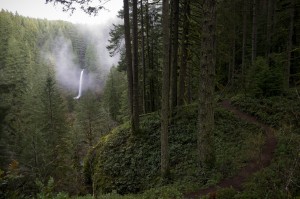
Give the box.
[84,103,266,196]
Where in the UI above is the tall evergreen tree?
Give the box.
[161,0,170,178]
[132,0,140,133]
[178,0,190,106]
[252,0,257,64]
[285,0,295,89]
[123,0,135,134]
[170,0,179,109]
[197,0,216,170]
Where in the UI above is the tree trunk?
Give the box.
[231,1,236,85]
[170,0,179,109]
[251,0,257,64]
[285,0,295,90]
[146,1,156,112]
[132,0,140,133]
[242,0,248,80]
[141,0,146,114]
[228,5,236,86]
[198,0,216,170]
[178,0,190,106]
[265,0,273,61]
[161,0,170,178]
[123,0,134,131]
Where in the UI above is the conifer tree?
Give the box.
[197,0,216,170]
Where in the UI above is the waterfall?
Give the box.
[74,69,84,99]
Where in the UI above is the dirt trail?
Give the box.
[184,100,277,198]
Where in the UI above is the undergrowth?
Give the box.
[32,94,300,198]
[83,104,263,197]
[229,94,300,198]
[231,93,300,131]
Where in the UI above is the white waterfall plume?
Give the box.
[74,69,84,99]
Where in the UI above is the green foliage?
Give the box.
[107,24,124,58]
[73,195,94,199]
[36,177,55,199]
[231,94,300,129]
[1,0,299,196]
[36,177,70,199]
[140,186,183,199]
[216,187,237,199]
[231,95,300,197]
[246,57,283,97]
[102,67,129,122]
[0,10,110,197]
[0,161,28,199]
[84,104,263,195]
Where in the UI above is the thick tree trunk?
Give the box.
[123,0,134,132]
[198,0,216,170]
[178,0,190,106]
[132,0,140,133]
[141,0,146,113]
[170,0,179,109]
[161,0,170,178]
[251,0,257,64]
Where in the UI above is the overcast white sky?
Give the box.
[0,0,123,25]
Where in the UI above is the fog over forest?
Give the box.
[43,21,121,94]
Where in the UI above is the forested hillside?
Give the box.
[1,0,300,198]
[0,10,119,196]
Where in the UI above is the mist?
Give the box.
[52,35,80,91]
[41,18,121,96]
[76,17,121,72]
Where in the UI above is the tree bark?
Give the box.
[265,0,273,61]
[146,1,156,112]
[141,0,146,114]
[170,0,179,109]
[228,2,236,86]
[251,0,257,64]
[123,0,134,132]
[178,0,190,106]
[242,0,248,80]
[161,0,170,178]
[197,0,216,170]
[132,0,140,133]
[231,1,236,85]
